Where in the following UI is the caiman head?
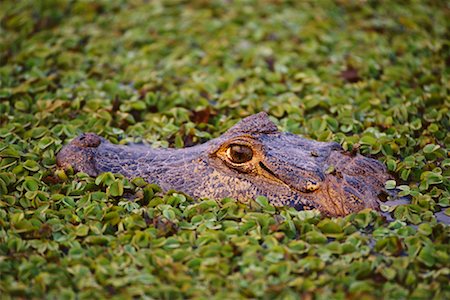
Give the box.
[57,112,391,216]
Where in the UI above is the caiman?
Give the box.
[56,112,391,216]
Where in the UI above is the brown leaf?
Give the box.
[191,107,214,124]
[341,66,361,83]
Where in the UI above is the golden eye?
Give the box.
[226,144,253,164]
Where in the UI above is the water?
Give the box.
[380,191,449,225]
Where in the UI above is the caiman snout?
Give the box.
[56,133,101,177]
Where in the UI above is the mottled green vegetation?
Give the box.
[0,0,449,299]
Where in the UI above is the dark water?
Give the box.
[380,193,449,225]
[434,211,450,224]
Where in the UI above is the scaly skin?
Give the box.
[56,112,391,216]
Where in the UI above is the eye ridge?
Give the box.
[226,144,253,164]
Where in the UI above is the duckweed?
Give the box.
[0,0,449,299]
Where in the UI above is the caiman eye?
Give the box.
[226,144,253,164]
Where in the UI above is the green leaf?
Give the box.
[255,196,276,213]
[163,208,176,221]
[23,160,40,172]
[360,135,378,145]
[75,224,90,236]
[95,172,116,186]
[104,211,120,225]
[385,180,396,190]
[417,246,436,267]
[417,223,432,236]
[109,180,124,197]
[38,136,54,149]
[317,219,343,235]
[386,159,397,172]
[23,177,39,191]
[423,144,440,153]
[305,231,328,244]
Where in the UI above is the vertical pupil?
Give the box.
[229,145,252,163]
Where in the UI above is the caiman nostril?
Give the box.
[72,133,101,148]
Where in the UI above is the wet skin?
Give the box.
[57,112,391,216]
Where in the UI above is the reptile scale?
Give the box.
[57,112,391,216]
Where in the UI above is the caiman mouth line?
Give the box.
[258,161,277,178]
[56,112,392,217]
[257,161,296,190]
